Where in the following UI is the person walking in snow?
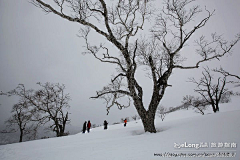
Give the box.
[103,120,108,130]
[87,120,91,133]
[124,119,127,127]
[82,121,87,133]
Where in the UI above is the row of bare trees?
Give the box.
[30,0,240,132]
[1,82,71,142]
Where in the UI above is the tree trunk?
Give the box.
[212,107,217,113]
[53,125,60,137]
[59,125,64,136]
[141,111,157,133]
[19,129,23,142]
[215,103,219,112]
[142,117,156,133]
[212,104,219,113]
[133,100,157,133]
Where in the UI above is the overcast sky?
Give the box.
[0,0,240,128]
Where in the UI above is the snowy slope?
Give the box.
[0,108,239,160]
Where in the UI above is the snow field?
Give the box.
[0,107,240,160]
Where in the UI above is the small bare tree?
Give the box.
[182,95,208,115]
[30,0,240,132]
[189,68,238,113]
[156,105,167,121]
[132,114,140,121]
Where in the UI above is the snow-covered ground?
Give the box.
[0,105,239,160]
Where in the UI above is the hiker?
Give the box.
[82,121,87,133]
[124,118,127,127]
[103,120,108,130]
[87,120,91,133]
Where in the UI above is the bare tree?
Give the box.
[182,95,209,115]
[189,68,238,113]
[30,0,240,132]
[156,105,167,121]
[33,82,71,137]
[132,114,140,121]
[2,100,38,142]
[1,83,71,137]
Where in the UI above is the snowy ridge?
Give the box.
[0,107,240,160]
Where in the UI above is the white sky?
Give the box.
[0,0,240,128]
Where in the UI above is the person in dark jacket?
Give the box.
[87,120,91,133]
[103,120,108,130]
[82,121,87,133]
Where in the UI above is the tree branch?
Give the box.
[90,90,131,99]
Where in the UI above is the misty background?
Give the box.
[0,0,240,140]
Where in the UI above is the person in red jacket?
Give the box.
[124,119,127,127]
[87,120,91,133]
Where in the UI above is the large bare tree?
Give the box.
[31,0,240,132]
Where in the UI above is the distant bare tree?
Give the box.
[31,0,240,132]
[132,114,140,121]
[33,82,71,137]
[156,105,167,121]
[182,95,209,115]
[2,100,38,142]
[1,83,71,137]
[189,68,238,113]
